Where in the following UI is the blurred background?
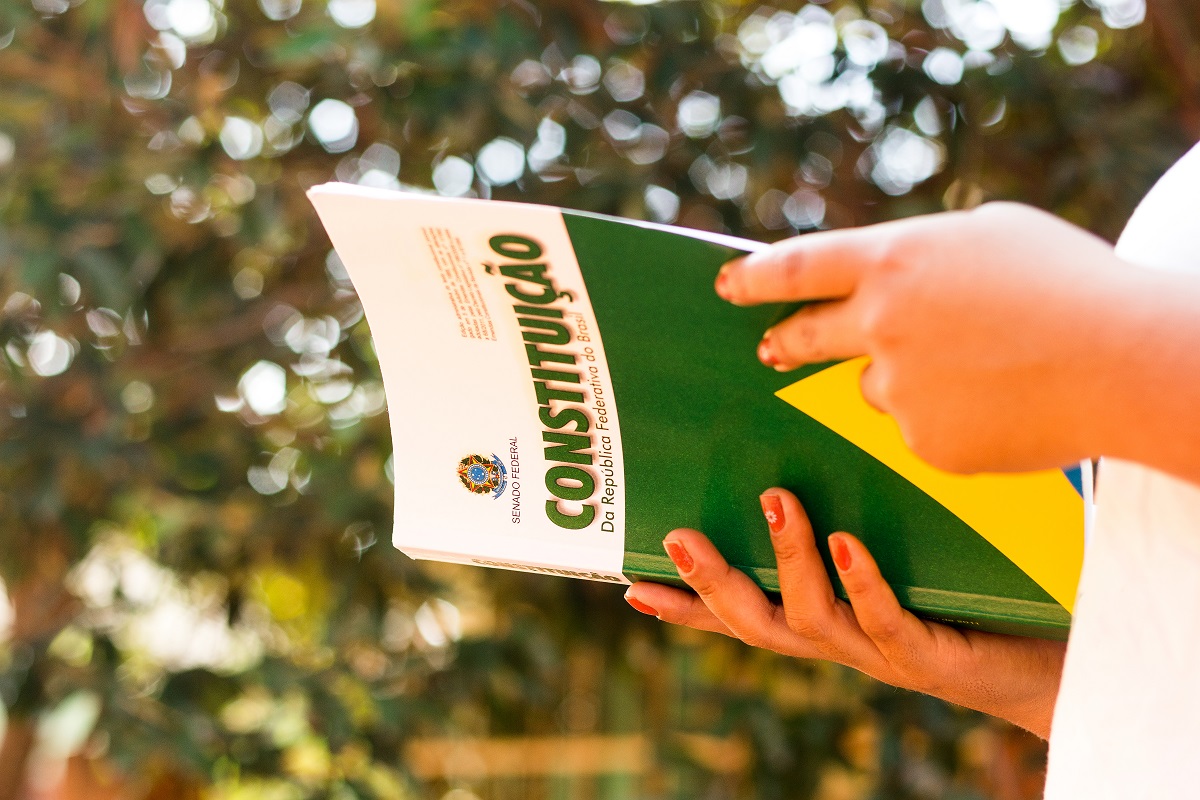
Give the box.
[0,0,1195,797]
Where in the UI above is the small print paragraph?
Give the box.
[422,226,496,341]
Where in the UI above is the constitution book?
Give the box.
[307,183,1090,640]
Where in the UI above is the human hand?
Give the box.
[624,488,1066,738]
[716,202,1149,474]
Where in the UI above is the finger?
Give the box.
[758,301,866,370]
[624,582,734,638]
[859,361,888,412]
[716,228,879,306]
[828,532,938,679]
[759,491,883,666]
[758,489,840,637]
[662,529,809,655]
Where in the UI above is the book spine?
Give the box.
[403,543,1069,640]
[621,555,1071,640]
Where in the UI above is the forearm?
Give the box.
[1084,268,1200,486]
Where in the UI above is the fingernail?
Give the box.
[760,493,785,534]
[757,332,779,368]
[829,534,852,572]
[715,267,732,300]
[625,592,658,617]
[664,539,694,574]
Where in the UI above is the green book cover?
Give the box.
[307,183,1088,641]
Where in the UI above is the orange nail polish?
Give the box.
[664,540,694,573]
[760,493,785,534]
[757,335,778,367]
[625,594,658,616]
[715,269,732,299]
[830,535,852,572]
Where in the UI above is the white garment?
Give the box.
[1044,142,1200,797]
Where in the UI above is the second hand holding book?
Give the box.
[308,183,1090,640]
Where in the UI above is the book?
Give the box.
[307,183,1090,640]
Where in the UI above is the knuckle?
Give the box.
[901,426,942,467]
[860,614,904,645]
[680,596,713,627]
[737,627,775,651]
[774,250,812,295]
[970,200,1025,220]
[769,534,804,564]
[783,609,831,642]
[689,563,732,601]
[755,253,801,296]
[777,316,823,363]
[873,226,938,287]
[902,424,973,473]
[871,230,910,273]
[859,364,893,411]
[691,577,721,601]
[858,299,897,349]
[934,450,979,475]
[731,257,770,300]
[923,448,963,472]
[967,201,1047,237]
[722,606,787,652]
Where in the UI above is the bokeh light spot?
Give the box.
[529,118,567,171]
[432,156,474,196]
[992,0,1059,49]
[677,91,721,138]
[603,59,645,102]
[27,331,73,376]
[121,381,156,414]
[924,48,964,85]
[220,117,263,160]
[308,99,358,153]
[268,81,311,125]
[258,0,300,21]
[164,0,218,42]
[603,110,641,143]
[511,59,551,93]
[560,55,602,95]
[239,360,287,416]
[414,599,462,648]
[841,20,890,68]
[1094,0,1145,29]
[784,190,826,229]
[1058,25,1099,65]
[476,138,525,186]
[328,0,375,28]
[867,128,945,195]
[624,124,668,165]
[32,0,70,15]
[58,274,81,307]
[914,96,944,136]
[644,185,680,224]
[233,267,264,299]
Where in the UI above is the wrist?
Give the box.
[1002,684,1061,740]
[942,637,1065,741]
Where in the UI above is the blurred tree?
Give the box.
[0,0,1193,798]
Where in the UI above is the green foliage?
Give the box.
[0,0,1192,797]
